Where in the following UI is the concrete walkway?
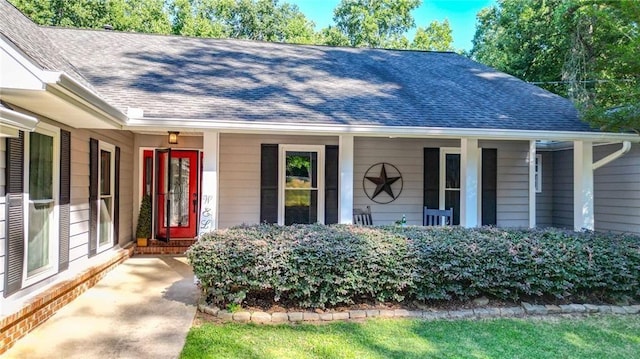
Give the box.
[2,256,199,359]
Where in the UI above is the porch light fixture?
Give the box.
[168,131,179,145]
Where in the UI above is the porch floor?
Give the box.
[134,239,197,255]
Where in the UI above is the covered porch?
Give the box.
[130,127,640,246]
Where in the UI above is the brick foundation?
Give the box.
[0,245,134,355]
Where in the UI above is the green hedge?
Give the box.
[186,224,640,308]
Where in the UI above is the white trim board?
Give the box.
[125,119,640,143]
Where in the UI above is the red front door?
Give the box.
[155,149,199,240]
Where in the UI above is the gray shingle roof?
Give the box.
[0,1,96,91]
[2,0,592,132]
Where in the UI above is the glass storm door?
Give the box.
[279,146,324,225]
[155,149,199,240]
[440,149,461,225]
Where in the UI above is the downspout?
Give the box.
[592,141,632,170]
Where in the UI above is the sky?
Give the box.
[288,0,496,51]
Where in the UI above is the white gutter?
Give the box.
[0,106,38,131]
[593,141,632,170]
[125,117,640,143]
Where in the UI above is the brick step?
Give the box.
[134,239,197,255]
[134,245,193,255]
[147,239,197,247]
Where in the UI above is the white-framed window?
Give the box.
[23,122,59,286]
[278,145,325,225]
[98,141,115,252]
[535,154,542,193]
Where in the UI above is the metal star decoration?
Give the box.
[365,164,401,200]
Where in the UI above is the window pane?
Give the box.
[170,157,190,227]
[99,197,112,246]
[100,150,111,195]
[285,189,317,225]
[144,156,153,196]
[286,152,314,189]
[27,201,52,274]
[445,154,460,189]
[444,190,460,225]
[29,132,53,201]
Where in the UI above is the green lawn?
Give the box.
[180,315,640,359]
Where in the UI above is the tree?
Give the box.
[470,0,568,94]
[332,0,421,48]
[170,0,317,43]
[171,0,228,37]
[470,0,640,132]
[562,1,640,132]
[10,0,109,28]
[319,26,350,47]
[412,19,453,51]
[10,0,317,43]
[107,0,172,34]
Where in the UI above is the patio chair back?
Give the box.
[423,207,453,226]
[353,206,373,225]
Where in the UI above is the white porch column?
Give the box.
[339,135,354,224]
[528,140,537,228]
[573,140,594,231]
[199,131,220,234]
[460,138,479,228]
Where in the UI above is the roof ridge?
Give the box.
[41,25,460,56]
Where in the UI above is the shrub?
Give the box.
[135,195,152,239]
[186,224,640,308]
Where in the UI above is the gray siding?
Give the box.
[218,133,338,229]
[480,140,530,228]
[354,138,459,225]
[0,138,5,295]
[69,128,134,269]
[217,136,532,228]
[551,149,573,229]
[536,151,554,227]
[594,144,640,234]
[0,117,135,304]
[354,139,530,227]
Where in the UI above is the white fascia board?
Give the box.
[0,106,39,131]
[125,117,640,142]
[43,74,128,127]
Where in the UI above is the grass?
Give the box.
[180,315,640,359]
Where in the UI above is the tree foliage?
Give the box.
[10,0,456,51]
[10,0,110,28]
[470,0,640,133]
[412,19,453,51]
[332,0,421,48]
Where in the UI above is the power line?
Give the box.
[529,79,637,85]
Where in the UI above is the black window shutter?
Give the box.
[88,138,98,257]
[113,146,120,246]
[4,132,25,297]
[58,130,71,271]
[423,148,439,210]
[260,144,278,223]
[481,148,497,226]
[324,145,339,224]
